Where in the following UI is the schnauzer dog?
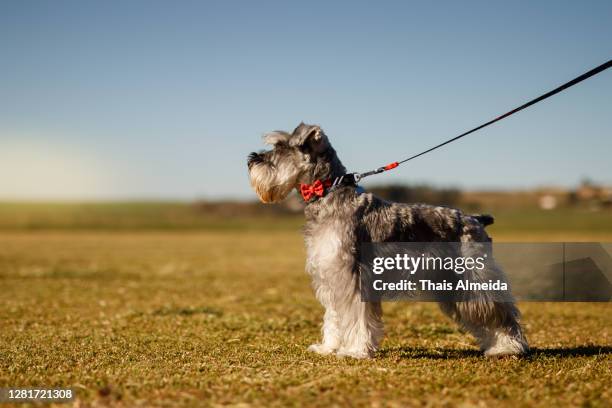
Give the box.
[247,123,529,359]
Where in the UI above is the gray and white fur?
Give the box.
[247,123,529,359]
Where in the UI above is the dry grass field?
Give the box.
[0,203,611,407]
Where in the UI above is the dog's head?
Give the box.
[247,123,343,203]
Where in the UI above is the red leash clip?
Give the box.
[384,162,399,171]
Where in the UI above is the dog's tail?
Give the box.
[473,214,494,227]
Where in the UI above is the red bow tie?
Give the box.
[300,179,332,201]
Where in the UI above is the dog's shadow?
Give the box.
[378,345,612,360]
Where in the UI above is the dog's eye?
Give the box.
[297,144,314,159]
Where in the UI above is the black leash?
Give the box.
[349,59,611,184]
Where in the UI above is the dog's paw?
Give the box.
[484,336,529,357]
[307,343,336,355]
[336,348,373,359]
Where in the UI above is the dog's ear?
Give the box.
[291,123,328,154]
[263,131,291,146]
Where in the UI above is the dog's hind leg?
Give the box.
[438,217,529,356]
[439,300,528,356]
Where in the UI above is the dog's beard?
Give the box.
[248,163,297,203]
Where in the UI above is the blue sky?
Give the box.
[1,0,610,200]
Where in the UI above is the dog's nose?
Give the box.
[247,152,264,169]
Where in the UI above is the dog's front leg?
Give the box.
[305,221,383,358]
[307,297,341,355]
[335,293,383,359]
[309,279,383,358]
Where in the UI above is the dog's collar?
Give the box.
[299,174,358,203]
